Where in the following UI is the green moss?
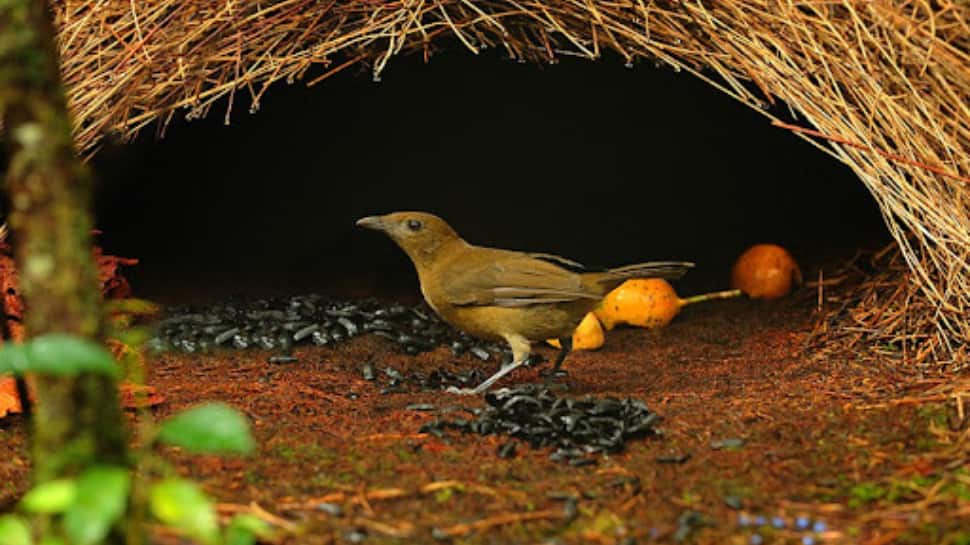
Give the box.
[948,531,970,545]
[916,404,949,428]
[435,487,459,504]
[272,445,297,461]
[848,482,886,508]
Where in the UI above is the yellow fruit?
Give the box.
[595,279,741,330]
[731,244,802,299]
[547,312,605,350]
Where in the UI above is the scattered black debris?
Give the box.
[672,510,708,543]
[267,355,298,364]
[150,295,510,360]
[607,476,642,495]
[417,383,662,462]
[569,457,598,467]
[710,438,745,450]
[655,453,691,464]
[497,440,517,458]
[562,496,578,521]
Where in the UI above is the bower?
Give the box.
[51,0,970,366]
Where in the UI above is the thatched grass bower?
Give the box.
[44,1,970,365]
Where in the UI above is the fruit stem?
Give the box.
[679,289,743,306]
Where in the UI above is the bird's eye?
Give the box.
[406,219,423,232]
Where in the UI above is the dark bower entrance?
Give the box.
[91,52,888,304]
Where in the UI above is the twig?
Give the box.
[772,120,970,185]
[432,509,563,538]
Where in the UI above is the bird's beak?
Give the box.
[355,216,385,231]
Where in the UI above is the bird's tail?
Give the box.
[589,261,694,292]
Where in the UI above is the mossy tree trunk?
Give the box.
[0,0,126,483]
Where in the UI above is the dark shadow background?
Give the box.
[84,51,888,303]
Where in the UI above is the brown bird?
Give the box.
[356,212,693,394]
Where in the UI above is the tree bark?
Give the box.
[0,0,126,483]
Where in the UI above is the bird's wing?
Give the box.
[440,251,600,307]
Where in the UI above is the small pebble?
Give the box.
[812,521,827,533]
[724,496,742,510]
[749,534,763,545]
[771,516,785,529]
[795,516,811,530]
[802,537,815,545]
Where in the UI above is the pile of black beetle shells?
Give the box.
[418,383,662,463]
[148,294,511,360]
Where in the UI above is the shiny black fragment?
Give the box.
[497,440,517,458]
[267,355,298,364]
[656,453,691,464]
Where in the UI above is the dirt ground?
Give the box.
[1,292,968,545]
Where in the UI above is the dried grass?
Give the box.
[809,243,969,370]
[40,0,970,364]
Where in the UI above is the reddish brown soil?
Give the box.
[1,295,967,545]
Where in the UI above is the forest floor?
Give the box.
[2,290,969,545]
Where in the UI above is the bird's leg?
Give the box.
[541,335,573,378]
[447,334,531,396]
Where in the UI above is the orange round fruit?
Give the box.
[594,278,681,330]
[730,244,802,299]
[547,312,605,350]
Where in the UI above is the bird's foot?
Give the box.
[445,359,526,396]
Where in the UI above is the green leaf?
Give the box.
[0,344,31,376]
[19,479,77,514]
[21,334,119,377]
[62,466,130,545]
[149,479,218,545]
[0,515,32,545]
[224,515,271,545]
[157,403,254,454]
